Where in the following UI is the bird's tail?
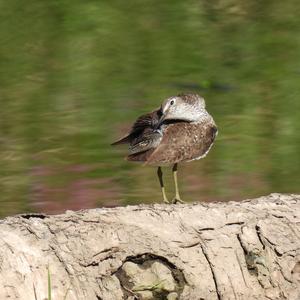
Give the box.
[111,135,130,146]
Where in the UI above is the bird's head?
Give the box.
[156,93,207,128]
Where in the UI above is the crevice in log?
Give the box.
[20,213,47,219]
[198,227,215,231]
[271,214,284,219]
[255,225,265,249]
[45,222,56,235]
[92,247,120,257]
[179,241,200,248]
[81,247,120,268]
[225,222,245,226]
[49,244,72,276]
[82,255,115,268]
[274,247,283,258]
[255,225,283,258]
[276,261,293,284]
[236,233,263,277]
[235,250,248,288]
[33,283,37,300]
[199,243,221,300]
[25,226,41,239]
[236,234,245,253]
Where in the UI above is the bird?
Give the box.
[111,93,217,204]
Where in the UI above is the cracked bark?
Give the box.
[0,193,300,300]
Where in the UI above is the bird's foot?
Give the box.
[171,197,185,204]
[162,197,170,204]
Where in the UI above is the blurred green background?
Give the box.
[0,0,300,218]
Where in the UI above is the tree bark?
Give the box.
[0,193,299,300]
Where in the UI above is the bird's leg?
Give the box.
[172,163,185,204]
[157,167,169,203]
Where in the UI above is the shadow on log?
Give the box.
[0,193,300,300]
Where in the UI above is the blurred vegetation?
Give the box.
[0,0,300,217]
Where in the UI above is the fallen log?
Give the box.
[0,193,299,300]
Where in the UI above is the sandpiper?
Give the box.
[112,93,217,204]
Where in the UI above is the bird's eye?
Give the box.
[170,100,175,105]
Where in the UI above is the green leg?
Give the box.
[172,163,185,204]
[157,167,169,203]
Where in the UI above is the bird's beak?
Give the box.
[155,113,166,130]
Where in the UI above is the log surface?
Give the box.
[0,193,300,300]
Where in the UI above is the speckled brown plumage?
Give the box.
[127,120,217,165]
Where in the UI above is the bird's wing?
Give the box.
[131,112,158,132]
[145,122,217,165]
[111,109,161,146]
[129,130,162,154]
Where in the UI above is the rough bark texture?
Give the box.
[0,193,300,300]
